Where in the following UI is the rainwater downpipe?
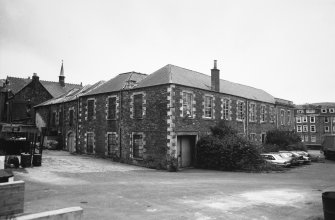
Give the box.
[119,74,132,159]
[246,100,249,138]
[75,96,79,153]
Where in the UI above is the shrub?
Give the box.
[265,129,301,147]
[261,144,280,153]
[263,129,307,152]
[196,120,265,171]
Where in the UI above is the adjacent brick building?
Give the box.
[0,62,82,124]
[294,102,335,147]
[35,61,295,168]
[35,81,105,151]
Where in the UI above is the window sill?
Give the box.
[203,117,213,120]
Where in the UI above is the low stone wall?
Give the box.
[16,207,83,220]
[0,180,25,217]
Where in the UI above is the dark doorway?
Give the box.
[177,135,196,168]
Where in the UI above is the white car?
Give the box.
[290,151,311,164]
[278,152,300,166]
[261,153,291,167]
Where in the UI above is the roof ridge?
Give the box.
[7,76,31,80]
[118,71,147,76]
[40,79,81,86]
[6,76,81,86]
[169,64,269,93]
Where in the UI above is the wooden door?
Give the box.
[177,135,195,167]
[68,133,75,153]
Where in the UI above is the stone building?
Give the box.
[35,61,295,168]
[0,62,82,124]
[35,81,105,151]
[294,102,335,147]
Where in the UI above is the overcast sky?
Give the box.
[1,0,334,104]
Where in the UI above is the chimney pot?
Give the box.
[32,73,39,82]
[214,60,217,69]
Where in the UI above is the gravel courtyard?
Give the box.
[13,150,335,220]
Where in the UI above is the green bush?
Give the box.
[196,120,265,171]
[265,129,301,147]
[263,129,306,152]
[261,144,280,153]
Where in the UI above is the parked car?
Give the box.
[279,151,305,165]
[290,151,311,164]
[278,152,300,166]
[261,153,291,167]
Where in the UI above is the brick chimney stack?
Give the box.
[59,60,65,87]
[32,73,39,82]
[211,60,220,92]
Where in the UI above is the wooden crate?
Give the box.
[0,180,25,217]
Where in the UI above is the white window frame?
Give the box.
[249,102,256,122]
[297,110,304,114]
[302,116,308,123]
[86,132,95,154]
[303,125,308,132]
[106,132,118,156]
[297,125,302,132]
[301,135,305,142]
[321,108,327,113]
[107,95,118,120]
[325,117,329,123]
[305,135,309,142]
[330,108,335,113]
[280,109,285,125]
[287,110,291,124]
[222,98,230,120]
[306,109,315,113]
[182,91,193,118]
[310,116,315,123]
[269,106,275,123]
[132,132,144,159]
[325,126,330,132]
[133,92,144,119]
[311,135,316,143]
[204,95,213,119]
[236,100,245,121]
[296,116,302,123]
[87,98,96,121]
[310,125,316,132]
[260,105,266,122]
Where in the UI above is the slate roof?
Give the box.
[83,72,147,96]
[296,102,335,108]
[35,81,105,107]
[136,64,276,104]
[5,76,82,98]
[310,102,335,107]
